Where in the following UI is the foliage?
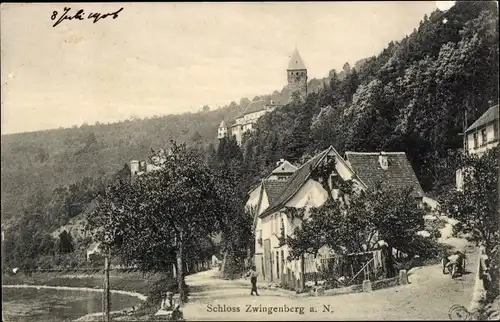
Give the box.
[439,147,499,299]
[209,136,255,278]
[87,141,226,303]
[147,276,189,305]
[286,186,426,260]
[58,230,74,254]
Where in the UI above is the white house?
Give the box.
[251,146,364,283]
[250,147,425,284]
[456,104,499,190]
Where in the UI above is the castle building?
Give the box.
[287,47,308,103]
[219,100,280,145]
[218,48,308,145]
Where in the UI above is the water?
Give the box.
[2,287,142,322]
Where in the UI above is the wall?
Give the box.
[254,190,269,256]
[287,70,308,102]
[466,121,499,156]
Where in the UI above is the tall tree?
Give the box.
[88,142,224,303]
[440,147,499,299]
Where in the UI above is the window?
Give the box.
[481,129,487,146]
[473,132,479,149]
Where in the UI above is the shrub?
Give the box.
[147,276,189,305]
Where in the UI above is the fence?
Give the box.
[279,249,389,291]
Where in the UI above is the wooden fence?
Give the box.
[279,249,390,291]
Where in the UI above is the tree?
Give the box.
[440,147,499,299]
[87,142,224,303]
[202,105,210,112]
[285,185,426,276]
[59,230,74,254]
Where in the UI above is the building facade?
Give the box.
[464,104,499,157]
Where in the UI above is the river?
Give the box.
[2,287,142,322]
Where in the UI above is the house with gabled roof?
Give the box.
[252,146,365,283]
[251,147,425,285]
[464,104,499,157]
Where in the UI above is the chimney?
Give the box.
[276,159,285,166]
[378,152,388,170]
[130,160,139,175]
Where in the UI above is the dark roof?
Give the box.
[345,152,425,198]
[262,180,288,206]
[272,161,298,174]
[466,104,499,132]
[260,148,331,218]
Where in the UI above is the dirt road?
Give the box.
[184,242,478,320]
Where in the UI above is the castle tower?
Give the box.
[287,47,308,103]
[218,120,228,139]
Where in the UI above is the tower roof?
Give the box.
[219,120,226,128]
[287,48,307,70]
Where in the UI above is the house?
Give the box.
[217,48,309,145]
[456,104,499,190]
[250,147,425,285]
[251,146,365,284]
[464,104,499,157]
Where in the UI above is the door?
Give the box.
[263,239,272,282]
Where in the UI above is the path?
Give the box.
[184,241,478,320]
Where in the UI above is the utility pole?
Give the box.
[103,256,111,322]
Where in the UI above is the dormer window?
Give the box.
[379,152,388,170]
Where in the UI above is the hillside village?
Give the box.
[2,1,499,321]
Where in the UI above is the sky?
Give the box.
[1,2,443,134]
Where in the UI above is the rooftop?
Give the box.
[260,147,331,217]
[272,160,298,174]
[345,152,425,198]
[287,48,307,70]
[239,100,268,117]
[466,104,499,132]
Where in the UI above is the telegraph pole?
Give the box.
[103,255,110,322]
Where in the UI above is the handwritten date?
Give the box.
[51,7,124,27]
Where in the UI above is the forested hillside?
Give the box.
[242,1,499,196]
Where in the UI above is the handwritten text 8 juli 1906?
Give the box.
[50,7,124,28]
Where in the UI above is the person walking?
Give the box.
[245,266,260,296]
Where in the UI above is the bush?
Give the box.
[147,276,189,305]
